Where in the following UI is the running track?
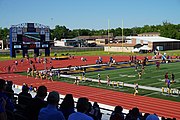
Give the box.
[0,55,179,119]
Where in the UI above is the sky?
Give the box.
[0,0,180,30]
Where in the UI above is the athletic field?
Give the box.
[81,62,180,88]
[62,61,180,102]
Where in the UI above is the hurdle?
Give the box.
[161,87,180,95]
[112,81,124,88]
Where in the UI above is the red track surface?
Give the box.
[0,55,179,119]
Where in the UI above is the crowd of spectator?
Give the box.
[0,79,177,120]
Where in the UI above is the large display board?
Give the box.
[10,23,50,57]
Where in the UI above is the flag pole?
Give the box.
[122,19,124,52]
[108,19,110,54]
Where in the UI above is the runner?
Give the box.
[49,72,53,81]
[7,65,11,73]
[134,83,138,96]
[167,79,171,89]
[107,75,110,86]
[35,71,39,79]
[165,72,168,83]
[20,58,24,64]
[98,74,101,85]
[74,76,79,85]
[82,70,85,77]
[27,68,32,78]
[138,71,142,79]
[156,60,160,70]
[171,73,175,83]
[15,60,18,71]
[141,65,145,73]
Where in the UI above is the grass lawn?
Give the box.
[77,62,180,89]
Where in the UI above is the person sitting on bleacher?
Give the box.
[146,114,159,120]
[68,97,93,120]
[25,85,48,120]
[4,81,14,102]
[86,102,98,120]
[60,94,75,120]
[125,107,142,120]
[38,91,65,120]
[0,79,14,112]
[90,102,102,120]
[0,97,7,120]
[110,106,124,120]
[18,85,32,108]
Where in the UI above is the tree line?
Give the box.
[0,22,180,42]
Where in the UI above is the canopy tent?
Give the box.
[132,48,140,52]
[139,45,151,50]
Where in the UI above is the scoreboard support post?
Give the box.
[45,48,50,56]
[10,48,16,58]
[23,49,28,58]
[34,48,39,57]
[10,28,16,58]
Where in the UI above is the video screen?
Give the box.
[22,32,41,42]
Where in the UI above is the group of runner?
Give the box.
[164,72,175,88]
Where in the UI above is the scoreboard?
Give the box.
[10,23,50,49]
[10,23,50,57]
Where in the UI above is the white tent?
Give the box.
[132,48,140,52]
[139,45,151,50]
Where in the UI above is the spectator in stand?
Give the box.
[38,91,65,120]
[91,102,102,120]
[60,94,75,120]
[125,107,142,120]
[18,85,32,108]
[130,107,142,120]
[26,85,47,120]
[4,81,14,101]
[142,113,150,120]
[110,105,124,120]
[0,97,7,120]
[146,114,159,120]
[29,84,34,92]
[86,102,98,120]
[22,83,28,90]
[0,79,14,113]
[68,97,93,120]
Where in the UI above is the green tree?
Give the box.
[52,25,70,40]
